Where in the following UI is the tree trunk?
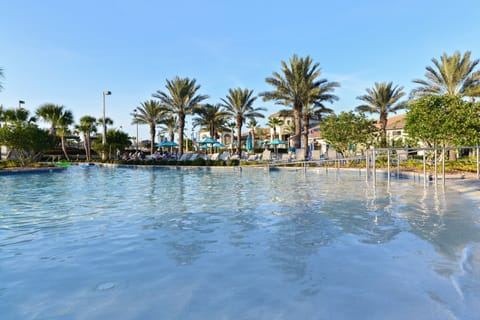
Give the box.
[303,112,309,160]
[61,135,70,160]
[236,116,242,156]
[178,113,185,157]
[380,114,388,148]
[84,134,90,161]
[293,103,302,149]
[150,123,156,155]
[251,129,255,150]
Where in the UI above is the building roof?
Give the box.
[385,113,406,130]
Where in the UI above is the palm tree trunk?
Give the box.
[84,133,90,161]
[61,135,70,160]
[251,128,255,150]
[178,113,185,157]
[293,104,302,149]
[303,112,309,159]
[150,123,156,155]
[236,116,242,156]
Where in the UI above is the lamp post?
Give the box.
[102,91,111,160]
[18,100,25,109]
[133,109,139,152]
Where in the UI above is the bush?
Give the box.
[192,158,206,166]
[227,159,239,166]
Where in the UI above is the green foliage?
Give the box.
[0,123,54,166]
[226,159,239,166]
[320,111,377,156]
[412,51,480,98]
[93,128,132,159]
[192,157,206,166]
[405,95,480,146]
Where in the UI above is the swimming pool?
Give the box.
[1,166,479,319]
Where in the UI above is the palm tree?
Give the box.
[221,87,266,155]
[260,54,340,150]
[158,115,177,143]
[153,77,209,156]
[3,107,37,124]
[267,117,284,139]
[227,121,236,151]
[192,103,229,139]
[356,82,406,148]
[75,116,97,161]
[36,104,70,136]
[56,110,74,160]
[247,119,258,150]
[133,100,164,155]
[411,51,480,99]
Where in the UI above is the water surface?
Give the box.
[1,166,479,319]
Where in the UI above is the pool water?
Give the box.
[1,166,480,319]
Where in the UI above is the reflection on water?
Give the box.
[1,167,480,319]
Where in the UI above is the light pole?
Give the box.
[102,90,111,159]
[18,100,25,109]
[133,109,139,152]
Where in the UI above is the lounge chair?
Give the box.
[189,153,199,161]
[247,154,257,161]
[210,153,219,161]
[179,153,191,161]
[219,152,230,161]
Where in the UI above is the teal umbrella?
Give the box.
[199,137,219,153]
[199,137,218,144]
[213,142,226,148]
[246,134,253,151]
[156,141,179,147]
[269,138,287,159]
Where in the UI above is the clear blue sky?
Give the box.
[1,0,480,140]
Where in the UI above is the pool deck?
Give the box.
[0,166,68,175]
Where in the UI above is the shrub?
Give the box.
[227,159,239,166]
[192,158,206,166]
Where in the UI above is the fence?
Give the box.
[268,146,480,186]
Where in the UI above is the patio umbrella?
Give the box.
[269,138,287,159]
[199,137,218,144]
[246,134,253,152]
[156,141,179,155]
[156,141,179,147]
[213,142,226,148]
[199,137,218,153]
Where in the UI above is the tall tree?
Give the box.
[302,103,334,157]
[153,77,208,156]
[267,117,284,139]
[320,111,376,156]
[192,103,229,139]
[405,95,480,147]
[411,51,480,99]
[260,54,339,151]
[356,82,406,148]
[133,100,164,155]
[36,104,75,159]
[36,104,68,136]
[221,88,266,155]
[158,115,177,143]
[75,116,97,161]
[56,110,74,160]
[247,119,258,150]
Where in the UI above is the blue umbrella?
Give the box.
[268,138,287,145]
[246,134,253,151]
[213,142,226,148]
[199,137,218,144]
[269,138,287,160]
[157,141,179,147]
